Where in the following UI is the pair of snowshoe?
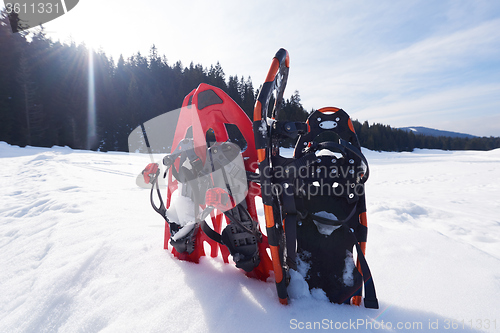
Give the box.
[137,49,378,308]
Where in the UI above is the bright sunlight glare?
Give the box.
[87,48,96,150]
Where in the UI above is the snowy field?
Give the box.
[1,141,499,332]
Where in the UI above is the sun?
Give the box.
[40,1,119,56]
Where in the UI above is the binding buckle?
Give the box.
[142,163,159,184]
[205,187,235,212]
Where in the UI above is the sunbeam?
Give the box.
[87,48,96,150]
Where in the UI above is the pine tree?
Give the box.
[226,75,241,106]
[240,76,255,119]
[0,10,18,143]
[0,16,498,153]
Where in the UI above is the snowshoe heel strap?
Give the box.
[363,297,379,310]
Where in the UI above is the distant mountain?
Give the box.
[399,126,477,139]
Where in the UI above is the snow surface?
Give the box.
[342,250,355,288]
[1,142,499,332]
[312,211,340,236]
[168,184,196,228]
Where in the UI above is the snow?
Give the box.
[312,211,340,236]
[1,142,500,332]
[168,184,196,228]
[342,250,355,287]
[258,120,267,137]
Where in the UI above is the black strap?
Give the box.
[150,176,168,221]
[272,152,317,171]
[346,225,379,309]
[198,206,260,245]
[308,202,358,226]
[200,219,222,244]
[282,186,298,270]
[272,121,308,139]
[246,171,260,183]
[317,140,369,183]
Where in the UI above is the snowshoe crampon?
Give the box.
[253,49,378,308]
[131,48,378,308]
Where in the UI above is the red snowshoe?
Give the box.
[137,83,273,281]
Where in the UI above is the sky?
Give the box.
[8,0,500,136]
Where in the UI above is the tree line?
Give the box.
[1,10,498,153]
[0,11,259,151]
[351,121,500,152]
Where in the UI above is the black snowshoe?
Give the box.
[253,48,378,308]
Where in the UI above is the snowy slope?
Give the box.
[1,142,499,332]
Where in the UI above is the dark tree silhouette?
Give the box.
[0,9,498,152]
